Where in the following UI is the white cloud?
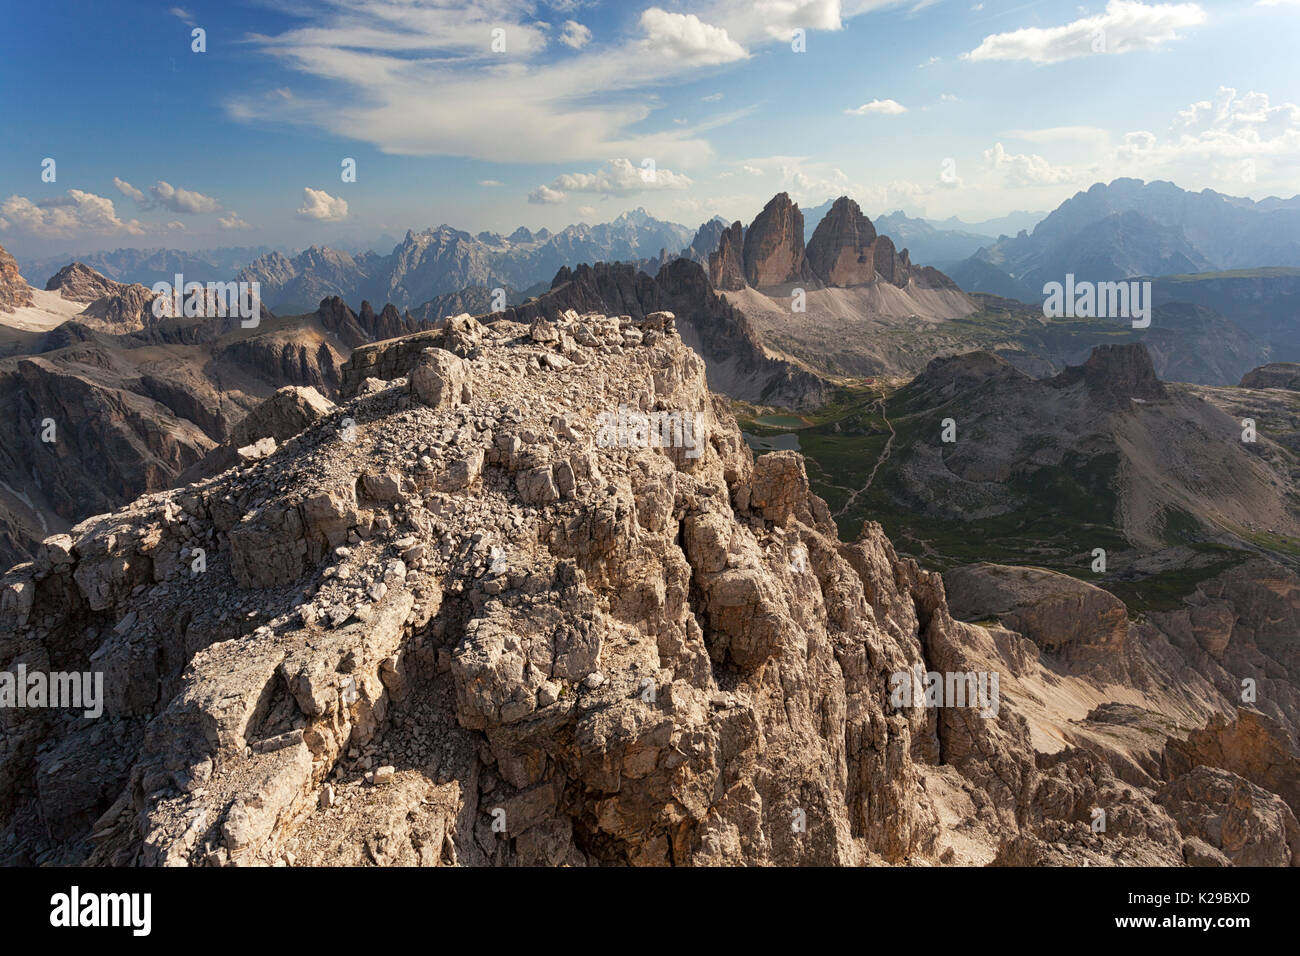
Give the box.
[638,8,747,64]
[217,212,252,230]
[478,179,505,187]
[0,190,145,238]
[1111,86,1300,176]
[701,92,724,102]
[1005,126,1112,147]
[169,6,195,26]
[535,158,695,202]
[295,187,349,221]
[528,185,567,204]
[114,177,221,214]
[226,0,882,165]
[965,1,1206,64]
[148,180,221,214]
[984,142,1076,185]
[845,98,907,115]
[577,205,597,217]
[742,164,764,175]
[718,0,844,43]
[559,20,591,49]
[112,177,146,203]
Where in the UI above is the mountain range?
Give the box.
[949,178,1300,302]
[236,209,698,315]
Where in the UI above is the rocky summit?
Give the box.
[4,308,1297,868]
[711,193,963,294]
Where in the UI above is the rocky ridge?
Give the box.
[4,310,1297,867]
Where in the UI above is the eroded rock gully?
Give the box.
[2,309,1297,866]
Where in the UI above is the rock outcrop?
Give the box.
[0,244,34,313]
[1155,766,1300,866]
[45,262,127,303]
[741,193,809,288]
[805,196,878,287]
[1163,710,1300,819]
[485,259,832,410]
[708,221,746,292]
[1241,362,1300,391]
[712,194,964,294]
[1053,342,1167,406]
[945,563,1128,654]
[178,386,338,484]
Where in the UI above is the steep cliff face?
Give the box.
[711,195,965,294]
[6,310,1293,867]
[0,244,35,313]
[742,193,809,288]
[708,221,746,292]
[805,196,878,287]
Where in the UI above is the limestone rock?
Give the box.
[742,193,809,288]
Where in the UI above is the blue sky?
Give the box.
[2,0,1298,257]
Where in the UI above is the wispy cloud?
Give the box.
[845,98,908,115]
[227,0,860,167]
[559,20,591,49]
[965,1,1206,64]
[529,157,693,203]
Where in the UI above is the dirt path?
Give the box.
[833,386,896,519]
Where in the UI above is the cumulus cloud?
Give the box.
[1112,87,1300,175]
[148,180,221,214]
[984,142,1076,185]
[0,190,145,238]
[217,212,252,230]
[530,158,694,203]
[559,20,592,49]
[845,98,907,115]
[527,184,567,204]
[639,8,747,64]
[965,1,1206,64]
[728,0,844,42]
[295,187,349,221]
[634,8,746,66]
[114,177,221,214]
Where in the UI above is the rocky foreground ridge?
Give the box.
[2,308,1299,866]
